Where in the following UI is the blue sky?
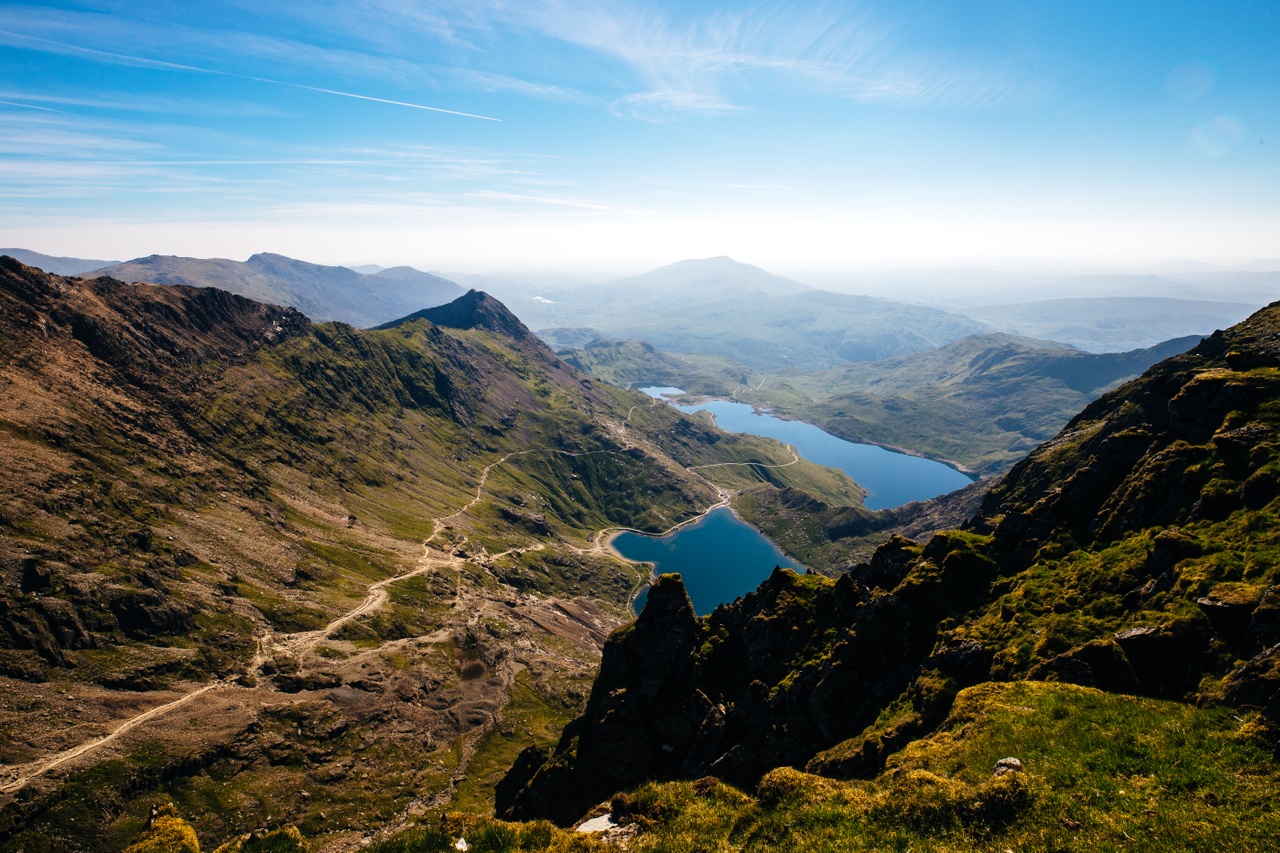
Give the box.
[0,1,1277,272]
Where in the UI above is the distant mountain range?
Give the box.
[9,249,1268,355]
[498,256,811,331]
[0,248,119,276]
[967,296,1257,352]
[531,257,991,371]
[87,252,466,328]
[3,248,468,328]
[511,256,1264,367]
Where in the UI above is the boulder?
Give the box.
[1222,644,1280,712]
[1113,623,1207,697]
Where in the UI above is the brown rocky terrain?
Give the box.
[0,257,853,850]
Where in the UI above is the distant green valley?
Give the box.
[563,331,1202,475]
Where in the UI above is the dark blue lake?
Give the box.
[639,390,973,511]
[615,506,798,616]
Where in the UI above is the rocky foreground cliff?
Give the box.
[496,302,1280,843]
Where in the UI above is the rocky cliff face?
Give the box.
[498,528,996,824]
[500,301,1280,826]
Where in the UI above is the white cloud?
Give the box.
[609,90,747,121]
[470,1,1048,114]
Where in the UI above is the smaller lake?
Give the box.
[615,506,798,615]
[638,386,687,398]
[639,389,973,510]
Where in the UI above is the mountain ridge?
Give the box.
[88,251,466,328]
[0,249,119,276]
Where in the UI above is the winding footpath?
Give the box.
[0,682,225,795]
[0,400,791,798]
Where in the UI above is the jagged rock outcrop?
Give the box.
[499,527,997,824]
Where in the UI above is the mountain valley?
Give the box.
[1,253,1278,853]
[0,257,863,851]
[564,332,1204,476]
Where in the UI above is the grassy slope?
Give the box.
[349,683,1278,852]
[609,682,1279,853]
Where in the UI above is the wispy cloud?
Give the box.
[446,68,595,105]
[0,99,70,114]
[0,26,500,120]
[450,1,1050,116]
[0,89,288,118]
[610,91,746,121]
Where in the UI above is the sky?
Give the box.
[1,0,1278,274]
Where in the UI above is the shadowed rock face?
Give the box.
[497,533,995,825]
[501,300,1280,826]
[496,574,704,825]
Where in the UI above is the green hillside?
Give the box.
[564,332,1200,474]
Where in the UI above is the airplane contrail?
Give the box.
[0,99,70,114]
[0,28,502,121]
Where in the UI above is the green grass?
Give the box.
[587,682,1280,853]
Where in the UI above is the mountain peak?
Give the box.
[378,289,529,339]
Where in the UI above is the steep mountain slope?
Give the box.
[497,301,1280,837]
[0,258,862,851]
[89,252,465,328]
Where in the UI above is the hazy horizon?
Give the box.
[2,2,1278,272]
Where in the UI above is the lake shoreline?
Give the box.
[600,490,732,614]
[677,393,981,478]
[609,498,810,616]
[663,395,973,510]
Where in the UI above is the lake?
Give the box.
[617,388,976,615]
[639,389,974,511]
[614,506,799,615]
